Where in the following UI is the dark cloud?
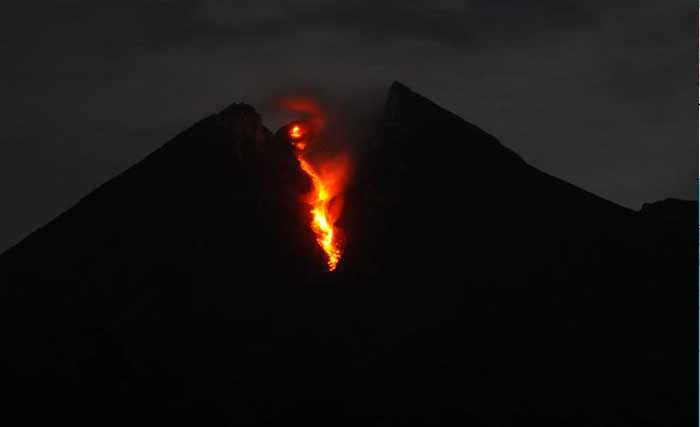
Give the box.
[0,0,695,251]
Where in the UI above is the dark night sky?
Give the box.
[0,1,696,252]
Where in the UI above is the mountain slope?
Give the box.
[0,83,694,426]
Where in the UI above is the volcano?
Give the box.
[0,82,695,426]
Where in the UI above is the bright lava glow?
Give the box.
[290,125,303,139]
[290,125,343,271]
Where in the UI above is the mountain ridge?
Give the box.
[0,82,694,426]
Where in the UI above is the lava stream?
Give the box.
[296,154,342,271]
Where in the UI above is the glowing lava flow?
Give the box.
[289,124,343,271]
[296,155,342,271]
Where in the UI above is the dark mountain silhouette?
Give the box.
[1,82,695,426]
[640,198,698,229]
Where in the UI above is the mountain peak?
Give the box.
[382,81,522,164]
[0,82,694,426]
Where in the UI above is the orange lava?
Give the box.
[296,155,342,271]
[290,125,303,139]
[289,123,344,271]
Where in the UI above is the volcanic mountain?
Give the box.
[0,82,695,426]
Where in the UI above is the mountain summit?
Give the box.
[1,82,694,426]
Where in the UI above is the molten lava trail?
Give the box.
[296,155,342,271]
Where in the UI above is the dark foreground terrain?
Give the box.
[1,82,695,426]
